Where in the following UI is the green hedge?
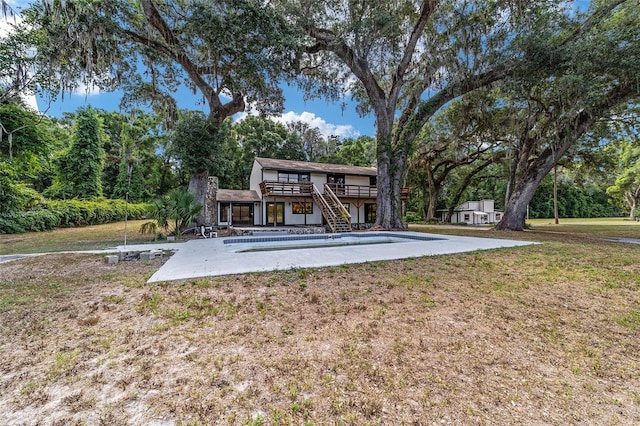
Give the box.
[0,199,150,234]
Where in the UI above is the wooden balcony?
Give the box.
[325,183,376,198]
[259,181,411,201]
[259,181,313,196]
[327,183,412,201]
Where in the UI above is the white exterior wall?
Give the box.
[447,200,499,224]
[249,161,265,198]
[283,204,323,225]
[261,169,279,183]
[466,201,480,211]
[452,210,500,225]
[346,175,371,186]
[479,199,495,213]
[310,173,327,191]
[349,202,375,226]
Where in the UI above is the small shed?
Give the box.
[438,200,503,224]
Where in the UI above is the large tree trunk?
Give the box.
[425,165,438,221]
[626,191,638,221]
[374,116,407,230]
[496,142,572,231]
[495,173,545,231]
[375,156,407,230]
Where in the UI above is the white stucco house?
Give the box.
[438,200,503,225]
[210,157,409,232]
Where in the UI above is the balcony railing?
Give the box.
[325,183,376,198]
[259,180,411,200]
[259,181,313,196]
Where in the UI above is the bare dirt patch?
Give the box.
[0,237,639,425]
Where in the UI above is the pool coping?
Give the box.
[144,231,537,283]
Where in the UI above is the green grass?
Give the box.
[0,219,173,255]
[526,217,640,238]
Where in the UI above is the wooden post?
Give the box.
[554,165,559,225]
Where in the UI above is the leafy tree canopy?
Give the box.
[19,0,302,122]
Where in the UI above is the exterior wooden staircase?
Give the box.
[311,183,352,233]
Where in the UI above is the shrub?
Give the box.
[0,199,150,234]
[404,211,423,223]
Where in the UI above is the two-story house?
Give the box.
[214,157,399,232]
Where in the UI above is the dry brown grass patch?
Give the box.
[0,235,639,424]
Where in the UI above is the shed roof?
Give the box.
[216,189,260,202]
[255,157,377,177]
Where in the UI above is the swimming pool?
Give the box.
[146,230,537,282]
[223,232,446,253]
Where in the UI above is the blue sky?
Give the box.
[37,83,376,139]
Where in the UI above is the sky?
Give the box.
[37,83,376,139]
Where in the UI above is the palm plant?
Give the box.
[139,188,202,238]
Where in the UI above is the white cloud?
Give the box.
[275,111,359,139]
[235,110,359,140]
[71,80,104,97]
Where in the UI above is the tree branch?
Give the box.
[140,0,223,114]
[389,0,438,108]
[307,27,387,119]
[559,0,627,47]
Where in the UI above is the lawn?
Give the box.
[0,220,157,255]
[0,219,639,424]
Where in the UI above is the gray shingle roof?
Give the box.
[255,157,377,176]
[216,189,261,202]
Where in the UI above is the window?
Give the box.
[232,204,253,225]
[342,203,350,211]
[219,203,230,222]
[292,202,313,214]
[365,203,377,223]
[463,213,470,221]
[327,174,345,185]
[278,172,310,182]
[495,213,501,220]
[369,176,377,186]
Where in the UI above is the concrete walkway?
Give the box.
[0,243,185,265]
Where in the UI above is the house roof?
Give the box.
[216,189,260,202]
[254,157,377,177]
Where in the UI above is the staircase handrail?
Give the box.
[311,183,337,222]
[323,183,351,222]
